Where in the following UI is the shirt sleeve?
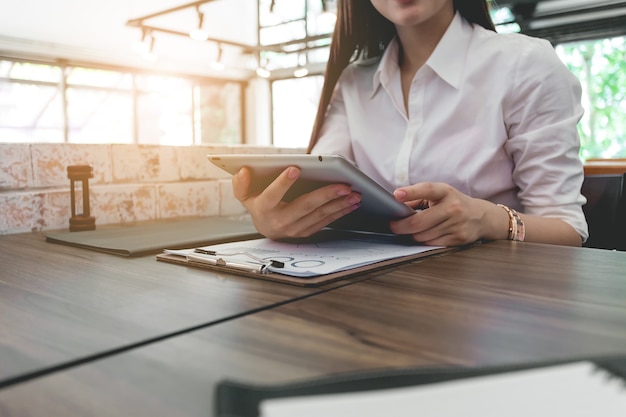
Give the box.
[310,73,355,163]
[503,37,588,242]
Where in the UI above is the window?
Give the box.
[0,58,245,146]
[136,75,193,145]
[197,83,243,144]
[259,0,333,148]
[66,67,134,144]
[271,76,323,148]
[268,8,626,156]
[556,36,626,159]
[0,61,64,142]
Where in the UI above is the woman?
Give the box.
[233,0,588,246]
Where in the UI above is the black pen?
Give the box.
[194,248,218,255]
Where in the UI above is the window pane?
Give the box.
[0,60,11,77]
[196,83,242,144]
[556,36,626,159]
[0,80,64,142]
[67,88,133,143]
[272,76,323,148]
[307,45,330,64]
[261,21,307,46]
[259,0,305,27]
[135,74,194,145]
[266,52,299,70]
[306,0,336,36]
[66,67,132,89]
[136,74,190,92]
[2,60,62,83]
[137,90,193,145]
[0,58,243,146]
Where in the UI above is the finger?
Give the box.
[407,212,473,246]
[390,205,449,236]
[288,183,357,216]
[410,222,454,244]
[296,193,362,236]
[394,182,451,204]
[259,166,301,209]
[404,199,429,210]
[261,192,361,239]
[420,220,475,245]
[420,233,462,247]
[307,193,361,228]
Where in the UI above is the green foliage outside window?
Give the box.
[556,37,626,160]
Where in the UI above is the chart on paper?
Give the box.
[164,234,444,277]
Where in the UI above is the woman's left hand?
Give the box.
[390,182,508,246]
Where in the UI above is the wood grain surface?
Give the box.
[1,241,625,416]
[0,232,372,386]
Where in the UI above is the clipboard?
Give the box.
[156,230,461,287]
[156,245,456,287]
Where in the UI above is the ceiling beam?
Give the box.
[127,0,221,25]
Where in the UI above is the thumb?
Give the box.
[232,167,252,201]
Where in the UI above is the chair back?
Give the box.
[581,173,626,250]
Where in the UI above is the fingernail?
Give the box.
[336,187,350,196]
[287,167,299,180]
[394,190,407,200]
[348,194,361,205]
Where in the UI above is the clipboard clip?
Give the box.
[192,248,285,274]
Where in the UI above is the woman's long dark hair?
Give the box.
[307,0,495,152]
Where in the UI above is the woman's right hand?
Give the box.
[232,166,362,240]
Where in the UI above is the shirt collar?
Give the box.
[371,37,400,98]
[426,12,473,90]
[371,12,473,97]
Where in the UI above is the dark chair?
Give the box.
[581,173,625,250]
[620,173,626,251]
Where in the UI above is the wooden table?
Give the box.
[1,239,625,416]
[0,232,370,386]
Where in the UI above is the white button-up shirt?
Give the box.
[313,12,588,241]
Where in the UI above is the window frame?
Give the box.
[0,55,248,145]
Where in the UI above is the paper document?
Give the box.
[260,362,626,417]
[164,233,443,278]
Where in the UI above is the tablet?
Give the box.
[208,154,415,233]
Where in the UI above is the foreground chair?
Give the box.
[581,173,626,250]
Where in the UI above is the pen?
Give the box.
[193,248,218,255]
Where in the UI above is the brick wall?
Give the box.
[0,143,305,234]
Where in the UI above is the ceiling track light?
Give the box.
[126,0,336,77]
[210,44,225,71]
[293,67,309,78]
[256,67,271,78]
[318,0,337,27]
[293,53,308,78]
[256,55,271,78]
[132,28,150,54]
[143,35,158,62]
[189,5,209,41]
